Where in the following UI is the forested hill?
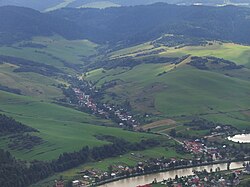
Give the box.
[1,4,250,45]
[0,6,84,44]
[51,3,250,45]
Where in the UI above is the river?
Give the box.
[99,161,245,187]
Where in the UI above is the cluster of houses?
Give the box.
[55,156,250,187]
[183,140,222,160]
[73,88,98,112]
[150,171,240,187]
[141,167,250,187]
[67,157,224,187]
[55,163,250,187]
[138,163,250,187]
[72,87,138,128]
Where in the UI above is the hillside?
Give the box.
[1,3,250,187]
[0,6,84,44]
[2,4,250,46]
[0,90,154,160]
[1,0,249,11]
[85,40,250,130]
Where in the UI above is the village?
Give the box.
[55,134,250,187]
[56,157,250,187]
[72,87,139,128]
[138,163,250,187]
[57,77,250,187]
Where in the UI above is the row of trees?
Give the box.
[0,55,62,76]
[0,138,160,187]
[188,56,244,71]
[0,114,37,135]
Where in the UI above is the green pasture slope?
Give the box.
[161,42,250,68]
[0,36,97,69]
[0,90,156,161]
[0,36,97,98]
[86,50,250,129]
[111,42,250,68]
[0,62,64,99]
[0,35,99,98]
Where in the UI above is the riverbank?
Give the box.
[95,159,249,187]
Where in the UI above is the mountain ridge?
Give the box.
[2,3,250,46]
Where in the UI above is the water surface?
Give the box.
[99,162,244,187]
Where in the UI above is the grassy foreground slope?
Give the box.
[0,90,155,161]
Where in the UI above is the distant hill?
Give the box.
[50,3,250,46]
[0,0,63,11]
[0,6,84,44]
[1,3,250,46]
[0,0,249,11]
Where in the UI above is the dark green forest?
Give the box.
[1,4,250,46]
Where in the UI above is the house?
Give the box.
[55,180,64,187]
[72,180,80,186]
[243,162,250,174]
[137,185,152,187]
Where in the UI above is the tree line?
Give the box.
[0,137,160,187]
[0,114,37,135]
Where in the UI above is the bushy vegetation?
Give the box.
[0,114,37,135]
[188,56,244,70]
[90,56,179,70]
[152,35,207,48]
[0,85,21,95]
[0,55,62,76]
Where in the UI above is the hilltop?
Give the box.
[2,4,250,47]
[0,0,249,11]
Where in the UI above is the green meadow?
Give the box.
[86,60,250,129]
[0,90,156,161]
[0,63,64,99]
[111,41,250,68]
[161,42,250,68]
[0,36,97,69]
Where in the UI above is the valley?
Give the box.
[0,3,250,187]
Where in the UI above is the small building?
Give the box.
[72,180,80,186]
[55,180,64,187]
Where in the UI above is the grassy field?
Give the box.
[161,42,250,68]
[88,41,250,131]
[0,36,98,99]
[86,60,250,129]
[0,63,64,99]
[0,90,156,161]
[111,41,250,68]
[0,36,97,69]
